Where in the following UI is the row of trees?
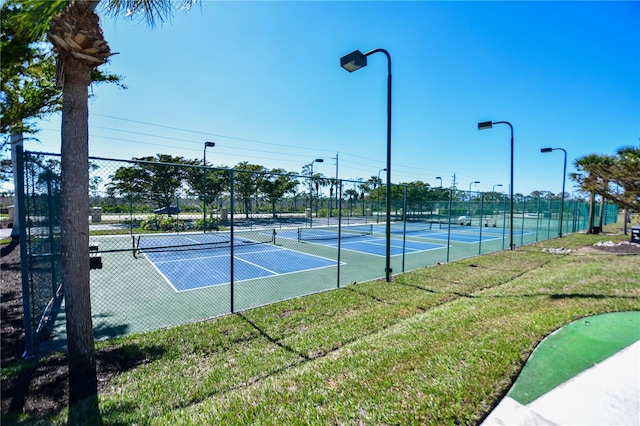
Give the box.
[107,155,298,218]
[570,146,640,233]
[106,155,504,219]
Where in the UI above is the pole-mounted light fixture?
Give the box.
[341,47,393,281]
[340,50,368,72]
[376,168,387,224]
[541,147,567,237]
[203,141,215,233]
[307,158,324,227]
[477,121,493,130]
[468,180,480,223]
[478,120,514,250]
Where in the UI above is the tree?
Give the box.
[594,155,616,230]
[184,163,230,220]
[234,162,266,219]
[588,146,640,211]
[581,146,640,234]
[571,154,604,234]
[343,188,359,215]
[610,146,640,210]
[10,0,196,419]
[261,168,298,218]
[108,154,193,209]
[1,1,123,240]
[1,2,61,142]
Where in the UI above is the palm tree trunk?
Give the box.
[587,191,596,234]
[598,194,605,229]
[60,56,98,410]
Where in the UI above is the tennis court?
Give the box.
[135,232,338,291]
[278,226,445,256]
[387,223,530,244]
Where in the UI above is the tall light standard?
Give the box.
[478,120,514,250]
[306,158,323,226]
[341,48,393,281]
[436,176,443,188]
[376,167,386,223]
[330,153,339,217]
[541,147,567,237]
[203,141,215,232]
[468,180,480,222]
[492,183,503,193]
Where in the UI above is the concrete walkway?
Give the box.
[481,311,640,425]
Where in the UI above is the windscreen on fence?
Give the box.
[17,150,614,354]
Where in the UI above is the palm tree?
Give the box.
[594,155,616,230]
[13,0,196,418]
[570,154,605,234]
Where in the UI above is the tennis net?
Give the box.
[298,224,373,242]
[389,221,442,234]
[133,229,276,257]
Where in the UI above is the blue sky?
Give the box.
[16,1,640,196]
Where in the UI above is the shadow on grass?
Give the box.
[1,342,165,422]
[238,313,311,361]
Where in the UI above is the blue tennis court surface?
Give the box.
[137,233,336,292]
[390,224,528,243]
[278,228,444,256]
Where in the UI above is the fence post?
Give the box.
[446,188,452,263]
[402,185,407,272]
[546,199,552,240]
[230,169,235,314]
[478,193,484,255]
[16,146,35,358]
[337,180,343,288]
[520,197,526,246]
[502,198,511,250]
[46,170,58,296]
[536,197,540,242]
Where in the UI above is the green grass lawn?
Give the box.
[4,222,640,425]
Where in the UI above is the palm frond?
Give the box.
[100,0,197,27]
[5,0,69,40]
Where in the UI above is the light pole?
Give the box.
[478,120,514,250]
[541,147,567,237]
[331,153,339,217]
[436,176,442,188]
[203,141,215,232]
[376,168,386,223]
[307,158,323,226]
[468,180,479,222]
[341,48,393,282]
[492,183,503,193]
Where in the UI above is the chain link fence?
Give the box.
[16,150,617,354]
